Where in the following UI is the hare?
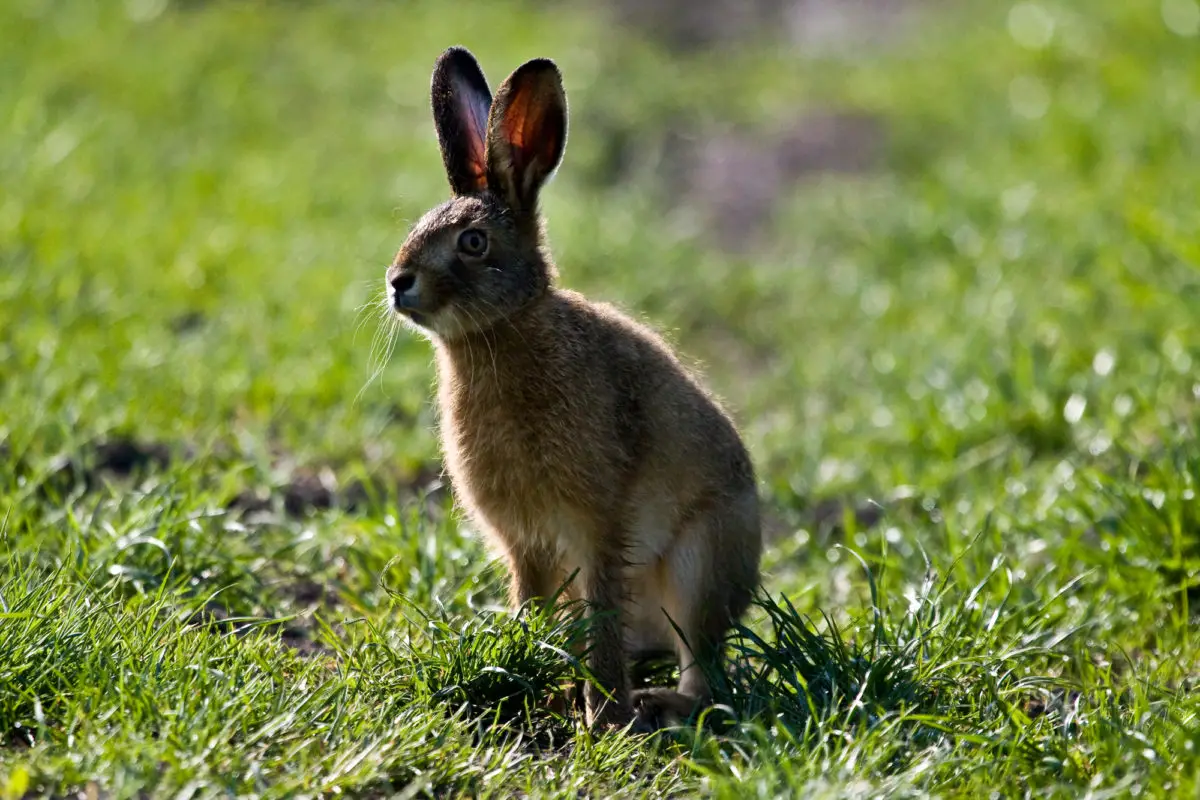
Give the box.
[385,46,761,731]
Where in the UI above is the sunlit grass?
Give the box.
[2,0,1199,796]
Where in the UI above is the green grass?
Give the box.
[3,0,1200,796]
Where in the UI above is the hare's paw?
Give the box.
[585,695,634,732]
[631,688,700,733]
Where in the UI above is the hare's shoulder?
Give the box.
[548,290,682,369]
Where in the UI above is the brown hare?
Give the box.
[385,46,761,731]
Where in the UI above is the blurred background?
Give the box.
[3,1,1200,793]
[2,0,1198,597]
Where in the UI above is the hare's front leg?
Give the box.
[580,547,633,729]
[507,541,565,611]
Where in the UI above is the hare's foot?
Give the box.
[586,693,634,731]
[631,688,701,733]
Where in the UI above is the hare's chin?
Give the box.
[394,307,432,329]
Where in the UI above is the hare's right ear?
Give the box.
[431,47,492,196]
[485,58,567,214]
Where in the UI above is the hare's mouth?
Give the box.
[392,300,431,328]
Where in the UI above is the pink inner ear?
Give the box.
[500,90,557,177]
[452,73,490,188]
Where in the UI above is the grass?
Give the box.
[2,0,1199,795]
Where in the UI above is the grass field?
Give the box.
[3,0,1200,796]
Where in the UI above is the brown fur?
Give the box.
[384,47,761,730]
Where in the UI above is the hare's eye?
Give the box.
[457,229,488,257]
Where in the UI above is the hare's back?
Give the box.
[561,292,753,484]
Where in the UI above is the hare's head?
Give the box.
[387,47,567,339]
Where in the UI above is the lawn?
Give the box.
[2,0,1199,796]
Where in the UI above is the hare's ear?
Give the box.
[485,58,567,213]
[431,47,492,196]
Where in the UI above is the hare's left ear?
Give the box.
[431,47,493,196]
[485,58,567,214]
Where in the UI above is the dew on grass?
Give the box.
[1001,183,1038,220]
[1063,394,1087,424]
[940,395,969,430]
[952,224,984,258]
[1162,0,1200,36]
[1010,75,1051,120]
[125,0,167,22]
[37,126,79,168]
[1142,488,1166,510]
[1008,2,1056,49]
[1093,349,1115,376]
[991,288,1016,320]
[1163,335,1193,372]
[860,284,891,318]
[1088,432,1112,456]
[817,457,857,485]
[965,379,989,403]
[999,229,1026,260]
[926,368,950,391]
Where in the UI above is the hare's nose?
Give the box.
[391,272,416,296]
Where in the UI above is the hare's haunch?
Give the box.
[385,47,762,731]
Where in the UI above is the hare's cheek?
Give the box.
[447,257,472,284]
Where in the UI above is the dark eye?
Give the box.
[457,229,488,257]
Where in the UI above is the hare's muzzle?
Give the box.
[388,270,433,329]
[389,271,420,310]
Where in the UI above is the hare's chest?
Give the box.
[442,400,542,480]
[437,381,577,512]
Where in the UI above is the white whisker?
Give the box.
[357,300,404,406]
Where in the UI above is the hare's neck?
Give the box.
[434,294,558,393]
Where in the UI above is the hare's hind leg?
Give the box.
[632,493,759,732]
